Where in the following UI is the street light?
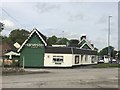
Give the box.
[108,15,112,63]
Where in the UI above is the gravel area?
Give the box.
[2,68,119,88]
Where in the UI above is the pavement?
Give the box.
[24,68,49,72]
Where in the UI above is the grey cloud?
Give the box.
[42,28,80,39]
[97,15,116,26]
[97,16,107,24]
[65,32,80,39]
[34,3,61,14]
[92,37,107,50]
[66,12,85,21]
[100,27,118,35]
[43,28,63,37]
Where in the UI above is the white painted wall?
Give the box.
[44,53,98,67]
[72,55,98,66]
[103,55,109,63]
[104,58,109,63]
[79,55,92,65]
[44,53,73,67]
[91,55,98,64]
[72,54,79,66]
[94,55,99,64]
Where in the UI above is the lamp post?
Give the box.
[108,15,112,63]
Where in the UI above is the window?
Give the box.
[85,55,88,62]
[75,56,79,64]
[47,55,50,58]
[91,56,95,63]
[81,55,83,62]
[53,56,63,64]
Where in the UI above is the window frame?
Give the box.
[81,55,83,62]
[85,55,88,62]
[75,55,79,64]
[53,56,64,64]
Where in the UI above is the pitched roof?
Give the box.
[17,28,47,52]
[35,29,47,42]
[68,44,80,48]
[79,38,94,50]
[45,46,72,54]
[4,51,20,56]
[45,46,98,55]
[0,42,17,56]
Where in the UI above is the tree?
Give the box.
[56,38,69,45]
[47,36,69,45]
[47,36,57,45]
[69,39,79,45]
[118,51,120,60]
[0,22,4,32]
[9,29,30,45]
[99,46,117,59]
[1,35,11,44]
[112,50,117,59]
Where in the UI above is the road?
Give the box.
[2,68,118,88]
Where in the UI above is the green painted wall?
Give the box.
[82,44,91,50]
[79,40,86,47]
[20,33,45,67]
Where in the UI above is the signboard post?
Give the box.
[23,56,25,69]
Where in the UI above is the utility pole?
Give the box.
[108,16,112,63]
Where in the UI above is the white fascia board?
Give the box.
[80,41,94,50]
[17,39,29,52]
[35,30,47,46]
[78,38,86,44]
[17,30,35,52]
[79,38,94,50]
[17,29,47,52]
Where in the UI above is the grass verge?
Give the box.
[91,63,120,68]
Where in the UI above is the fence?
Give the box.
[1,59,20,68]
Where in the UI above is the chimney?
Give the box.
[80,34,86,40]
[91,43,94,47]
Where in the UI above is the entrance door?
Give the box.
[24,52,44,67]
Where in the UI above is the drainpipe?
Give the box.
[71,47,74,66]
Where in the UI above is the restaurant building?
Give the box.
[18,28,98,67]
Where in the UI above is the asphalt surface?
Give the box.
[2,68,119,88]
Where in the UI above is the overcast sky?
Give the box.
[0,0,119,51]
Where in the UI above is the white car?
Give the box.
[112,59,116,62]
[111,59,117,63]
[98,59,104,63]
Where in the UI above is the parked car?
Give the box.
[98,59,104,64]
[111,59,117,64]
